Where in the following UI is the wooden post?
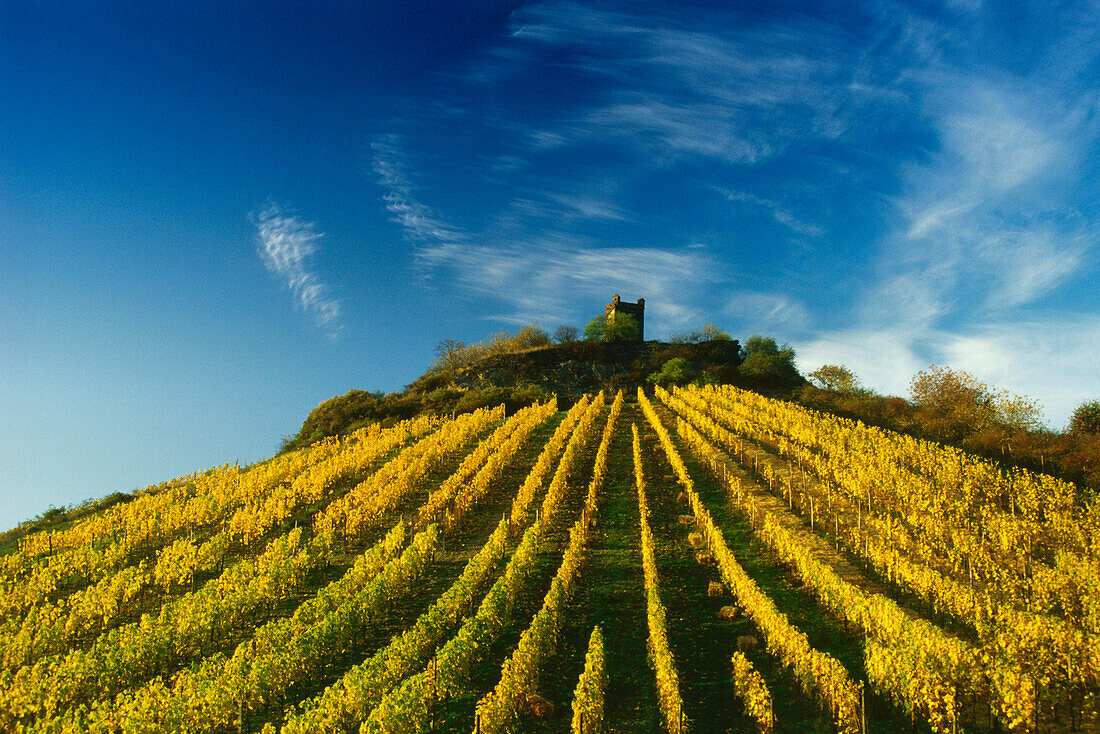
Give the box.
[861,685,867,734]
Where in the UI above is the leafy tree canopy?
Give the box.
[583,313,640,342]
[909,364,1044,433]
[807,364,862,393]
[739,335,800,380]
[1070,399,1100,435]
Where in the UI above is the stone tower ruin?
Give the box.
[605,294,645,340]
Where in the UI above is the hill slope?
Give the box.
[2,386,1097,733]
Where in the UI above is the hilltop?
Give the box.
[279,331,1100,502]
[279,337,781,453]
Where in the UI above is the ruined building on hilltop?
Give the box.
[605,294,645,340]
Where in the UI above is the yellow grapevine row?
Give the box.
[225,415,440,545]
[279,517,512,733]
[364,398,615,732]
[670,393,978,731]
[690,384,1099,625]
[413,401,553,532]
[673,411,970,733]
[445,400,560,534]
[8,407,495,705]
[730,652,773,734]
[0,451,303,620]
[0,527,318,706]
[571,626,607,734]
[7,520,409,731]
[508,394,597,529]
[0,415,434,633]
[4,429,344,578]
[279,397,604,733]
[0,413,450,673]
[663,386,1100,728]
[473,392,620,734]
[664,386,1003,633]
[712,383,1089,549]
[758,513,969,733]
[298,406,497,538]
[634,422,687,734]
[318,406,505,539]
[363,520,547,731]
[638,389,864,734]
[65,523,438,734]
[532,392,614,534]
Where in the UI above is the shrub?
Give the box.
[430,323,553,374]
[582,316,606,342]
[648,357,694,387]
[454,386,511,413]
[514,324,551,348]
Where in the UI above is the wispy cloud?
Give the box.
[418,239,721,331]
[871,23,1100,324]
[497,3,864,166]
[371,135,468,247]
[795,327,926,399]
[720,189,823,238]
[723,291,812,333]
[252,205,341,339]
[371,133,715,332]
[824,7,1100,400]
[797,313,1100,428]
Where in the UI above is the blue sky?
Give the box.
[2,0,1099,530]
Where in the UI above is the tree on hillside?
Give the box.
[432,339,469,373]
[582,316,605,341]
[513,323,552,348]
[807,364,862,393]
[1070,399,1100,435]
[670,323,732,343]
[909,365,1044,434]
[583,313,640,342]
[739,335,800,380]
[554,324,578,343]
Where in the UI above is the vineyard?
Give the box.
[2,386,1098,733]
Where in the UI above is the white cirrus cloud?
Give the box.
[720,189,824,239]
[252,205,341,339]
[371,135,468,247]
[723,291,812,333]
[371,134,720,332]
[495,2,865,167]
[418,238,721,332]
